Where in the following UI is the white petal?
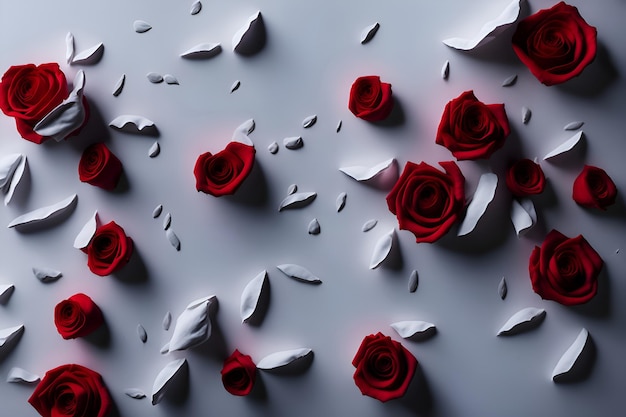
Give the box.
[152,204,163,219]
[0,284,14,300]
[502,74,517,87]
[32,267,62,283]
[231,119,255,145]
[232,11,264,54]
[498,277,507,300]
[163,311,172,331]
[230,80,241,93]
[147,72,163,83]
[443,0,521,50]
[336,120,342,133]
[71,42,104,65]
[287,184,297,195]
[268,142,279,154]
[162,213,171,230]
[240,270,268,323]
[276,264,321,284]
[109,115,156,132]
[167,295,216,351]
[278,192,316,211]
[497,307,545,336]
[180,43,222,59]
[564,121,584,131]
[370,229,395,269]
[361,219,378,232]
[7,367,39,384]
[458,173,498,236]
[360,22,380,44]
[543,131,584,160]
[73,210,99,250]
[408,270,418,293]
[391,321,436,338]
[441,60,450,79]
[302,115,317,128]
[522,106,532,124]
[283,136,303,149]
[133,20,152,33]
[190,0,202,15]
[166,228,181,251]
[257,348,312,370]
[65,32,75,64]
[510,198,536,237]
[4,155,26,205]
[340,158,398,188]
[151,358,187,405]
[0,154,22,189]
[124,388,146,399]
[308,218,320,235]
[163,74,178,85]
[0,325,24,350]
[8,194,77,228]
[137,324,148,343]
[149,141,160,158]
[552,328,591,382]
[336,192,347,212]
[112,74,125,96]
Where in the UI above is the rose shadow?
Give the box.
[568,267,611,319]
[583,192,626,221]
[110,169,131,194]
[66,98,111,151]
[556,42,619,98]
[113,247,149,284]
[247,372,269,403]
[226,161,269,207]
[83,317,111,349]
[397,364,434,416]
[553,334,596,383]
[372,96,405,128]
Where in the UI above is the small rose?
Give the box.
[28,364,112,417]
[352,332,417,402]
[572,165,617,210]
[86,221,133,276]
[54,293,104,339]
[436,90,510,160]
[194,142,255,197]
[348,75,393,122]
[505,158,546,197]
[386,161,465,243]
[221,349,256,396]
[78,143,123,190]
[512,2,597,86]
[529,229,602,306]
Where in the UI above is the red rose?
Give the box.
[221,349,257,396]
[86,221,133,276]
[512,2,597,86]
[348,76,393,122]
[386,161,465,243]
[194,142,255,197]
[436,90,510,160]
[54,293,104,339]
[572,165,617,210]
[28,364,112,417]
[505,158,546,197]
[0,63,68,144]
[352,332,417,402]
[78,143,123,190]
[529,229,602,306]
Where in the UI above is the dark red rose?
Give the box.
[505,158,546,197]
[0,63,68,144]
[194,142,255,197]
[529,229,602,306]
[28,364,112,417]
[348,76,393,122]
[436,90,510,160]
[352,332,417,402]
[86,221,133,276]
[386,161,465,243]
[512,2,597,86]
[221,349,256,396]
[54,293,104,339]
[78,143,123,190]
[572,165,617,210]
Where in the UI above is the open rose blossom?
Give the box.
[54,293,104,339]
[386,161,465,243]
[78,143,123,190]
[28,364,112,417]
[529,229,602,306]
[436,90,510,160]
[194,142,255,197]
[512,2,597,86]
[86,221,133,276]
[572,165,617,210]
[348,75,393,122]
[352,332,417,402]
[221,349,257,396]
[505,158,546,197]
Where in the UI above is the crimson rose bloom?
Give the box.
[512,2,597,86]
[505,158,546,197]
[352,332,417,402]
[348,76,393,121]
[572,165,617,210]
[78,143,123,190]
[436,90,510,160]
[0,63,68,144]
[386,161,465,243]
[221,349,257,396]
[194,142,255,197]
[529,229,602,306]
[54,293,104,339]
[86,221,133,276]
[28,364,112,417]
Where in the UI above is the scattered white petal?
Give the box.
[511,198,537,237]
[112,74,125,97]
[73,210,99,250]
[502,74,517,87]
[166,228,181,251]
[149,141,160,158]
[457,173,498,236]
[617,249,620,254]
[257,348,312,370]
[0,154,22,190]
[7,367,39,384]
[283,136,303,150]
[522,106,531,124]
[8,194,77,228]
[287,184,297,195]
[153,204,163,219]
[190,0,202,15]
[0,284,14,300]
[360,22,380,44]
[32,267,62,283]
[361,219,378,232]
[336,192,347,212]
[441,60,450,80]
[268,142,279,154]
[167,295,216,352]
[134,20,152,33]
[391,321,436,338]
[408,270,418,293]
[308,218,320,235]
[65,32,75,64]
[443,0,521,50]
[124,388,146,399]
[137,324,147,343]
[370,229,395,269]
[336,120,342,133]
[163,311,172,330]
[109,115,156,132]
[163,74,179,85]
[498,277,507,300]
[160,343,169,354]
[163,213,171,230]
[552,328,591,382]
[4,155,26,205]
[564,121,584,131]
[180,43,222,59]
[151,358,187,405]
[71,42,104,65]
[278,192,317,211]
[147,72,163,83]
[231,119,255,145]
[497,307,546,336]
[232,11,265,54]
[302,115,317,128]
[543,131,584,160]
[230,80,241,93]
[276,264,321,284]
[339,158,398,187]
[0,325,24,351]
[240,270,268,323]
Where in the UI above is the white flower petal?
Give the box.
[71,42,104,65]
[522,106,531,124]
[0,325,24,351]
[0,284,14,301]
[268,141,279,154]
[276,264,321,284]
[339,158,397,182]
[498,277,507,300]
[109,115,156,132]
[441,60,450,79]
[497,307,545,336]
[543,131,584,160]
[552,328,591,382]
[8,194,77,228]
[180,43,222,59]
[167,295,216,351]
[5,155,26,206]
[152,204,163,219]
[361,219,378,232]
[133,20,152,33]
[336,192,347,212]
[65,32,75,64]
[0,153,22,190]
[231,119,255,145]
[146,72,163,83]
[458,173,498,236]
[302,115,317,128]
[240,270,268,323]
[360,22,380,44]
[391,321,436,338]
[308,218,320,235]
[510,198,536,237]
[124,388,146,399]
[230,80,241,93]
[408,270,418,293]
[151,358,187,405]
[190,0,202,15]
[166,228,181,251]
[73,210,99,250]
[149,141,160,158]
[163,74,178,85]
[502,74,517,87]
[283,136,303,150]
[278,192,317,211]
[370,229,395,269]
[32,267,62,283]
[564,121,584,131]
[162,311,172,331]
[112,74,125,97]
[232,11,265,54]
[257,348,312,370]
[137,324,148,343]
[7,367,39,384]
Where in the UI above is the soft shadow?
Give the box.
[113,247,149,284]
[381,231,403,271]
[556,43,619,98]
[227,161,269,207]
[193,305,229,360]
[398,364,434,416]
[0,285,15,305]
[372,96,405,128]
[569,267,611,318]
[106,401,122,417]
[585,192,626,220]
[248,373,269,403]
[553,335,596,383]
[259,350,314,376]
[0,326,24,363]
[67,98,111,151]
[83,317,111,349]
[10,196,77,234]
[406,327,437,342]
[542,133,588,169]
[160,360,190,405]
[110,169,130,194]
[245,278,270,327]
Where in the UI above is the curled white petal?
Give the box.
[124,388,146,399]
[268,142,278,154]
[502,74,518,87]
[163,213,171,230]
[511,198,536,237]
[0,325,24,351]
[497,307,545,336]
[152,204,163,219]
[498,277,507,300]
[522,106,532,124]
[564,121,584,131]
[190,0,202,15]
[230,80,241,93]
[112,74,125,96]
[336,192,347,212]
[278,192,316,211]
[340,158,396,182]
[147,72,163,83]
[32,267,62,283]
[8,194,77,228]
[362,219,378,232]
[74,210,99,250]
[276,264,321,284]
[4,154,26,205]
[71,42,104,65]
[0,154,22,190]
[543,131,584,160]
[65,32,75,64]
[360,22,380,44]
[151,358,187,405]
[149,141,160,158]
[302,115,317,128]
[180,43,221,59]
[232,11,264,54]
[137,324,148,343]
[441,60,450,79]
[166,228,181,251]
[552,328,591,382]
[163,74,178,85]
[308,218,320,235]
[458,173,498,236]
[167,295,216,351]
[240,270,268,323]
[257,348,312,370]
[370,229,395,269]
[391,321,436,338]
[163,311,172,331]
[283,136,303,149]
[7,367,39,384]
[109,115,156,132]
[231,119,255,145]
[287,184,297,195]
[408,270,419,293]
[0,284,14,300]
[134,20,152,33]
[336,120,342,133]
